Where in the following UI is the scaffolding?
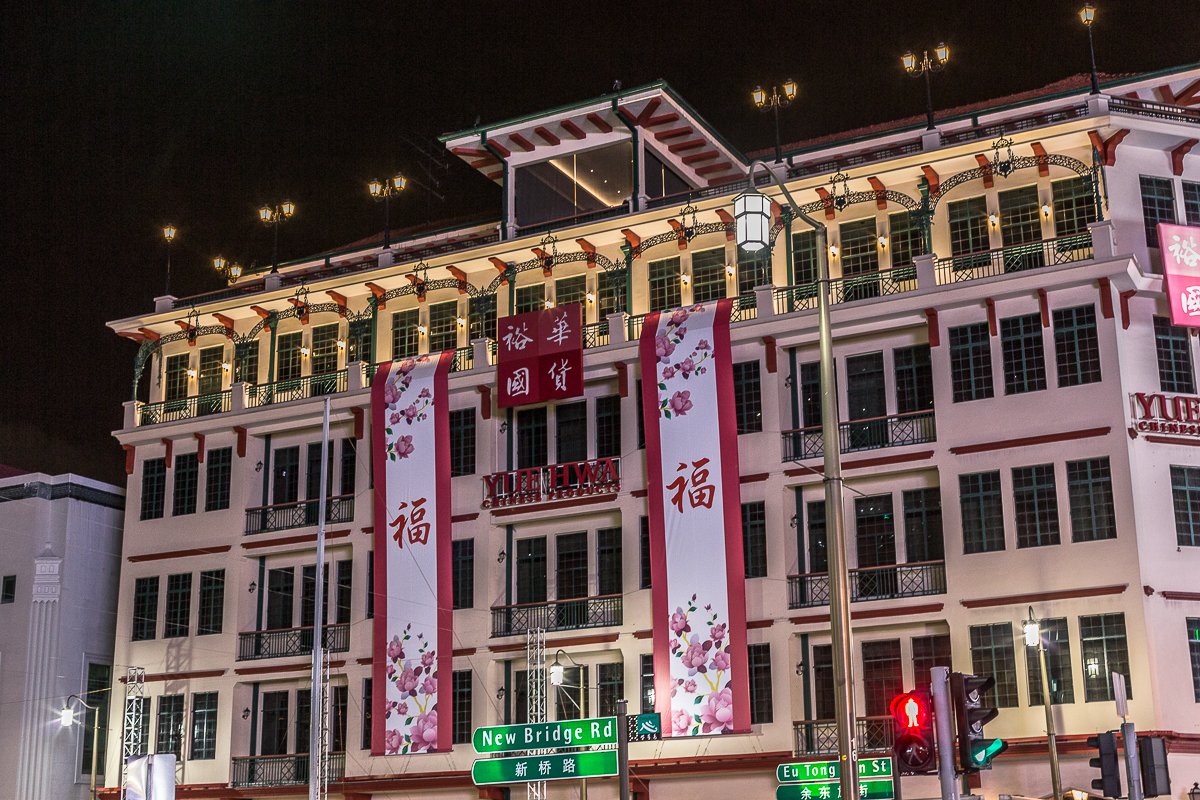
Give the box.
[527,628,547,800]
[121,666,145,800]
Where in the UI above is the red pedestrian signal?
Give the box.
[890,690,937,775]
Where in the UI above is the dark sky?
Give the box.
[2,1,1194,486]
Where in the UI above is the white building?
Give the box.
[104,64,1200,799]
[0,470,124,800]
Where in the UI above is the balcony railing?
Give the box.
[1110,96,1200,126]
[481,457,620,510]
[247,369,348,407]
[491,594,623,637]
[583,320,610,349]
[452,345,473,372]
[788,560,947,609]
[139,391,231,426]
[230,752,345,787]
[627,313,647,342]
[729,293,758,322]
[236,623,350,661]
[934,231,1093,285]
[244,494,355,535]
[794,717,893,757]
[782,410,936,462]
[772,265,919,316]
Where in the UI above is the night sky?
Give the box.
[2,1,1194,486]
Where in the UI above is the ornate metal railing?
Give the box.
[939,103,1091,146]
[139,391,231,425]
[481,458,620,509]
[1110,96,1200,126]
[491,594,623,637]
[729,293,759,322]
[771,265,919,316]
[788,561,947,609]
[772,284,820,315]
[583,320,610,349]
[794,717,893,757]
[782,410,936,461]
[230,752,345,787]
[244,494,355,534]
[246,369,348,407]
[934,231,1093,285]
[452,345,473,372]
[236,623,351,661]
[627,313,648,342]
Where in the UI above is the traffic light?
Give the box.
[1139,736,1171,798]
[1088,731,1122,798]
[890,689,937,775]
[949,672,1007,772]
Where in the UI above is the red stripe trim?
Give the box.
[1097,277,1114,319]
[128,545,232,563]
[433,350,454,752]
[1160,591,1200,601]
[370,362,390,755]
[240,529,350,550]
[790,602,945,625]
[949,427,1110,455]
[960,584,1126,609]
[1145,434,1200,446]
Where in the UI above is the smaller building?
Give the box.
[0,470,124,800]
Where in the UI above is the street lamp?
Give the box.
[62,693,103,800]
[752,79,798,163]
[259,200,296,274]
[212,256,245,284]
[550,649,589,800]
[1188,782,1200,800]
[1023,607,1062,800]
[901,43,950,130]
[733,163,858,800]
[1079,3,1101,95]
[368,174,408,249]
[162,224,177,296]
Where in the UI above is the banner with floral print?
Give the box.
[639,299,750,737]
[371,353,452,755]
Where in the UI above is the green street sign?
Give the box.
[777,757,894,783]
[776,757,895,800]
[473,718,618,754]
[776,778,895,800]
[471,750,618,785]
[626,713,662,742]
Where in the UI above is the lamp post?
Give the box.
[1023,607,1062,800]
[212,256,245,285]
[733,162,857,800]
[259,200,296,273]
[61,693,103,800]
[1189,782,1200,800]
[162,225,177,295]
[901,44,950,130]
[368,174,408,249]
[550,649,588,800]
[752,80,798,164]
[1079,3,1100,94]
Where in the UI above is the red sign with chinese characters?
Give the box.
[1158,223,1200,328]
[496,304,583,407]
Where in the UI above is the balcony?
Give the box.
[772,264,919,316]
[794,717,892,758]
[782,410,936,462]
[244,494,355,535]
[934,231,1093,285]
[491,594,623,637]
[481,457,620,510]
[583,320,610,349]
[230,752,345,788]
[236,623,350,661]
[247,370,348,408]
[138,391,231,426]
[1109,96,1200,126]
[787,560,947,609]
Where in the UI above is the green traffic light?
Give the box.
[970,738,1007,766]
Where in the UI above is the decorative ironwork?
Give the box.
[293,283,310,311]
[782,409,936,461]
[246,369,348,407]
[236,623,350,661]
[930,153,1091,208]
[990,136,1017,177]
[788,561,947,609]
[121,666,146,793]
[139,390,231,426]
[491,594,623,637]
[794,717,893,757]
[583,320,610,349]
[627,313,648,341]
[829,170,851,211]
[933,231,1093,284]
[678,203,699,241]
[729,294,759,323]
[1109,96,1200,126]
[539,233,559,269]
[231,752,345,788]
[244,493,355,535]
[184,306,200,343]
[451,345,474,372]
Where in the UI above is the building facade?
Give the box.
[0,471,125,800]
[105,66,1200,799]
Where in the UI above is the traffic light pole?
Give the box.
[1121,722,1144,800]
[930,667,961,800]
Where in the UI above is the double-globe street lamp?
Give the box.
[259,200,296,274]
[212,255,245,284]
[901,43,951,130]
[368,174,408,249]
[751,80,798,164]
[1024,607,1063,800]
[61,692,105,800]
[162,224,177,295]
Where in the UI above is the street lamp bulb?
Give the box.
[935,42,950,64]
[392,174,408,192]
[549,664,565,686]
[733,190,771,253]
[368,179,383,198]
[229,262,243,279]
[213,256,226,271]
[281,200,295,218]
[163,225,177,242]
[60,707,75,728]
[1079,3,1096,26]
[782,79,798,102]
[751,85,767,109]
[259,205,273,223]
[1023,620,1040,647]
[901,51,917,73]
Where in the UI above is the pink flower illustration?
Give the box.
[397,701,409,715]
[681,641,709,673]
[421,676,437,696]
[676,326,687,338]
[672,709,692,736]
[697,339,711,351]
[661,365,676,380]
[678,357,696,377]
[383,380,402,407]
[669,638,679,652]
[398,360,417,375]
[386,663,396,679]
[402,403,420,423]
[389,411,401,425]
[699,687,735,734]
[711,650,731,671]
[395,435,415,458]
[655,334,676,363]
[421,651,435,667]
[396,666,419,695]
[710,623,727,643]
[684,679,698,693]
[669,608,691,635]
[410,711,439,752]
[669,390,693,416]
[387,636,404,660]
[669,309,689,327]
[384,729,403,754]
[419,387,431,399]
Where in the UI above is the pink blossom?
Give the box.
[387,636,404,660]
[669,638,679,652]
[421,676,437,696]
[711,650,730,671]
[676,326,687,338]
[661,366,676,380]
[395,666,419,695]
[669,390,693,416]
[669,608,691,635]
[672,709,693,736]
[681,641,709,673]
[699,687,734,734]
[684,679,698,693]
[678,357,696,377]
[691,304,705,312]
[697,339,711,351]
[397,360,417,375]
[419,387,431,399]
[421,651,435,667]
[395,435,414,459]
[386,663,396,679]
[710,623,727,643]
[402,403,420,423]
[383,380,402,407]
[397,701,409,715]
[410,711,439,752]
[389,411,401,425]
[385,729,403,754]
[655,334,676,363]
[670,309,690,327]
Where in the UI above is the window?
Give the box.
[1185,181,1200,226]
[969,623,1019,707]
[306,442,334,504]
[1067,458,1116,542]
[846,353,886,449]
[792,230,818,286]
[336,559,352,624]
[1052,176,1098,237]
[597,527,622,596]
[391,309,419,360]
[301,564,330,629]
[453,671,472,744]
[912,634,952,682]
[1000,314,1046,395]
[556,532,588,600]
[331,685,348,754]
[164,573,192,638]
[649,257,682,312]
[807,499,828,572]
[204,448,232,511]
[361,678,373,750]
[636,379,645,449]
[555,275,587,308]
[812,644,834,718]
[1053,306,1101,387]
[554,666,588,720]
[515,284,546,314]
[512,670,528,724]
[311,323,340,375]
[748,643,773,724]
[595,395,621,459]
[276,332,302,381]
[347,317,372,365]
[1154,316,1195,393]
[468,295,496,343]
[155,695,185,758]
[960,471,1005,553]
[1080,613,1131,702]
[164,353,189,403]
[839,218,879,277]
[640,654,655,713]
[516,407,547,469]
[140,458,166,521]
[266,567,295,630]
[272,446,300,505]
[598,269,626,319]
[1,575,14,603]
[453,539,475,609]
[190,692,218,760]
[800,361,821,427]
[742,502,767,578]
[428,301,458,352]
[132,577,159,641]
[895,345,933,413]
[1013,464,1060,548]
[855,495,897,604]
[598,662,624,717]
[172,453,198,516]
[903,488,944,562]
[1140,175,1177,246]
[515,537,547,604]
[998,185,1043,249]
[1188,618,1200,701]
[295,690,311,754]
[235,339,259,384]
[366,551,374,619]
[197,345,224,397]
[1171,465,1200,547]
[198,570,224,635]
[862,639,903,716]
[639,517,652,590]
[737,247,769,301]
[81,663,111,776]
[889,211,922,271]
[1026,617,1075,705]
[449,408,476,476]
[691,248,727,303]
[949,323,994,402]
[949,196,990,257]
[340,438,356,497]
[555,401,587,464]
[733,361,762,433]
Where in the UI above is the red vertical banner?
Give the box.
[497,304,583,406]
[371,353,452,755]
[639,300,750,737]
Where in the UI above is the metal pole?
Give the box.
[580,677,587,800]
[271,214,281,273]
[930,667,960,800]
[1121,721,1144,800]
[773,100,782,163]
[923,67,935,130]
[383,192,392,249]
[1087,27,1101,95]
[616,699,631,800]
[308,397,331,800]
[165,241,172,296]
[89,698,100,800]
[1037,642,1062,800]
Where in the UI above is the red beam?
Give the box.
[615,361,628,398]
[867,176,887,210]
[447,264,469,284]
[352,407,364,440]
[1120,289,1137,330]
[985,297,997,337]
[668,138,706,153]
[477,385,492,420]
[575,238,597,268]
[1037,288,1049,328]
[194,433,205,464]
[654,126,693,141]
[450,146,488,158]
[635,97,662,125]
[1030,142,1050,176]
[560,119,586,140]
[234,426,247,458]
[117,331,145,344]
[213,313,237,336]
[162,438,173,465]
[667,219,688,250]
[1088,129,1130,167]
[815,188,835,220]
[924,308,940,347]
[123,445,135,475]
[1170,138,1199,176]
[532,248,554,277]
[695,161,733,176]
[975,153,995,188]
[1097,277,1114,319]
[681,149,719,165]
[533,125,560,146]
[365,282,386,310]
[762,336,777,374]
[921,165,940,195]
[714,209,735,241]
[585,112,613,133]
[484,138,511,158]
[621,228,641,258]
[250,304,272,320]
[488,257,510,285]
[326,290,348,316]
[508,132,535,152]
[642,112,680,127]
[1155,78,1200,107]
[287,297,310,322]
